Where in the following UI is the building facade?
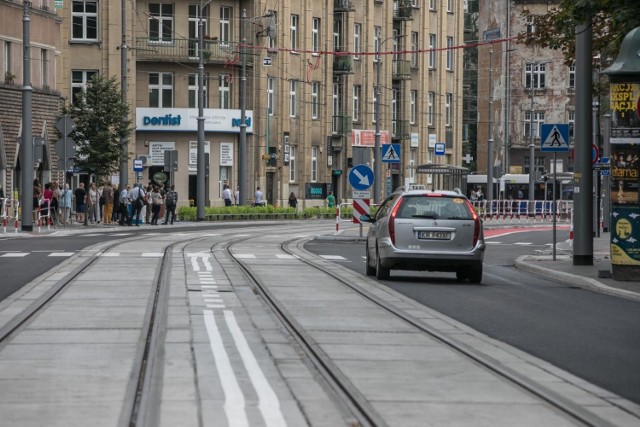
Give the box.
[476,0,575,187]
[5,0,465,208]
[0,0,62,199]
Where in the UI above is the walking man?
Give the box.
[163,184,178,225]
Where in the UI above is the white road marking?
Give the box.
[514,242,533,246]
[82,233,104,237]
[111,233,132,236]
[203,310,248,427]
[320,255,347,260]
[485,241,502,245]
[191,256,201,272]
[201,285,219,289]
[188,252,211,258]
[0,252,29,257]
[233,254,256,259]
[206,304,225,309]
[99,252,120,257]
[224,310,287,427]
[275,254,297,259]
[48,252,75,257]
[141,252,164,257]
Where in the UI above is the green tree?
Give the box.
[520,0,640,64]
[61,74,133,181]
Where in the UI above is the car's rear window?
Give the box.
[397,195,473,220]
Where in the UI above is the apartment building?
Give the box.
[5,0,464,207]
[476,0,575,181]
[0,0,62,197]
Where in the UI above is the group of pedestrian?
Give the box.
[114,182,178,226]
[32,178,65,225]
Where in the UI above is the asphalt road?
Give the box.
[305,229,640,406]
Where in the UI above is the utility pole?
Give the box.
[20,1,33,231]
[528,77,535,212]
[573,21,594,265]
[238,10,247,206]
[196,1,209,220]
[487,44,494,202]
[119,0,128,190]
[374,37,382,204]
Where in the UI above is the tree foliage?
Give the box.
[61,74,133,181]
[520,0,640,65]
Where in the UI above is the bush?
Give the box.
[176,205,354,221]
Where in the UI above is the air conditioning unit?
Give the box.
[138,155,149,166]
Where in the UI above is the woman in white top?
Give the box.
[88,183,101,223]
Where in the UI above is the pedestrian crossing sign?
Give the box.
[381,144,401,163]
[540,124,570,152]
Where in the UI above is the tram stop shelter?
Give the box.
[416,164,470,192]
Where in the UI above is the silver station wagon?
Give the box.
[361,189,485,282]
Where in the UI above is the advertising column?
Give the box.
[603,27,640,280]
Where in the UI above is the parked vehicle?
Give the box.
[361,189,485,282]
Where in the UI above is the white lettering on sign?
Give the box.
[189,141,211,172]
[149,141,175,166]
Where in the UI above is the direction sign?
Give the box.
[540,124,570,152]
[349,164,374,191]
[435,142,445,156]
[381,144,401,163]
[55,115,76,137]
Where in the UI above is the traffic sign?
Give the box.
[540,124,570,152]
[434,142,445,156]
[133,159,144,172]
[55,115,76,137]
[592,144,600,166]
[381,144,401,163]
[349,164,374,191]
[352,198,370,224]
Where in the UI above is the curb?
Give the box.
[515,256,640,303]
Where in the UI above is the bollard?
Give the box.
[335,205,340,233]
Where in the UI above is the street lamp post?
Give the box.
[529,82,535,212]
[196,0,212,220]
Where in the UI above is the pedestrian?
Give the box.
[253,186,264,207]
[129,183,145,226]
[119,184,131,225]
[145,185,153,224]
[102,182,114,224]
[74,183,86,224]
[163,184,178,225]
[59,183,73,224]
[222,184,232,206]
[150,185,163,225]
[51,181,60,224]
[41,183,54,223]
[288,192,297,209]
[234,187,239,205]
[88,183,100,223]
[33,179,42,221]
[326,191,335,208]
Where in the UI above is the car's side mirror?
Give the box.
[360,214,374,223]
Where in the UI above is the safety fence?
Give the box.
[1,198,20,234]
[471,199,573,223]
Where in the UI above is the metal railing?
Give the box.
[134,38,244,65]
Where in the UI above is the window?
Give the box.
[569,63,575,89]
[149,3,173,42]
[353,23,361,60]
[71,70,97,104]
[411,32,419,68]
[526,63,546,89]
[268,10,277,49]
[410,90,417,124]
[188,74,208,108]
[333,20,342,51]
[188,5,208,57]
[72,1,98,41]
[409,149,416,181]
[374,26,381,61]
[220,6,231,44]
[427,92,435,126]
[524,156,545,175]
[429,34,436,69]
[568,110,575,139]
[289,145,297,182]
[429,0,436,10]
[526,16,536,34]
[445,93,452,126]
[372,86,378,124]
[289,80,298,117]
[40,49,48,87]
[524,111,545,138]
[446,37,454,70]
[447,0,453,12]
[352,85,361,122]
[333,81,341,127]
[311,81,320,119]
[312,18,320,53]
[290,14,299,50]
[149,72,173,108]
[267,77,275,115]
[219,74,230,109]
[311,146,318,182]
[392,89,399,136]
[3,41,11,76]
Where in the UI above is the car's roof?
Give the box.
[395,189,466,198]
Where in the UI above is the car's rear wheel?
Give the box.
[375,248,390,280]
[365,246,376,276]
[468,265,483,283]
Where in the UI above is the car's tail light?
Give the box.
[466,200,481,246]
[388,199,403,245]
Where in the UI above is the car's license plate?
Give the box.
[417,231,451,240]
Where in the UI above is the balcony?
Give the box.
[393,0,413,20]
[332,115,352,136]
[334,0,356,12]
[134,38,248,65]
[333,55,353,74]
[392,120,411,140]
[392,59,412,80]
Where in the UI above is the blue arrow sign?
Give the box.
[349,164,374,191]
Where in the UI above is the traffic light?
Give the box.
[347,157,353,168]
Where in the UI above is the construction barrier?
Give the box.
[1,198,20,234]
[470,199,574,224]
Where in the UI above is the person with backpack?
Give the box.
[162,184,178,225]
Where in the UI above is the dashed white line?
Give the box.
[320,255,347,260]
[141,252,164,257]
[47,252,75,257]
[233,254,256,259]
[0,252,29,257]
[275,254,298,259]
